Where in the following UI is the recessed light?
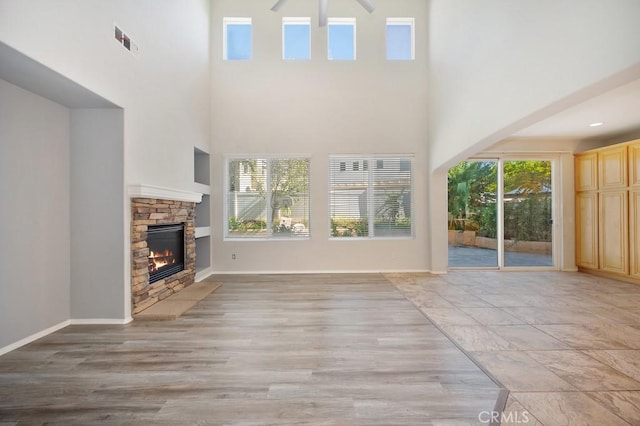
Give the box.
[589,122,604,127]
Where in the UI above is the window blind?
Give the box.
[329,155,412,238]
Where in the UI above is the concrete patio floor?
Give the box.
[449,244,553,268]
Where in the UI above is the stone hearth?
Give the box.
[131,198,196,314]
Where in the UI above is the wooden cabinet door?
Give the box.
[599,190,629,275]
[575,152,598,191]
[628,140,640,187]
[630,189,640,278]
[599,146,628,189]
[576,192,598,269]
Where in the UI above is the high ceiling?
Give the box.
[512,77,640,141]
[1,38,637,145]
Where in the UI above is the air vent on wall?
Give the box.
[114,24,139,57]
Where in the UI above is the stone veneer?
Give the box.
[131,198,196,314]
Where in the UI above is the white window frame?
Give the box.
[282,17,311,60]
[224,155,311,241]
[329,154,414,240]
[386,17,415,61]
[223,17,252,61]
[328,17,357,61]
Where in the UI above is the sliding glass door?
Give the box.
[502,160,553,267]
[448,158,555,269]
[447,160,498,268]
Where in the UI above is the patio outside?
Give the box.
[448,160,553,268]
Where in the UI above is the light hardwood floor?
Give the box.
[387,271,640,425]
[0,274,502,425]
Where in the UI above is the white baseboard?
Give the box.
[70,317,132,325]
[211,269,433,275]
[0,317,135,356]
[0,320,71,356]
[195,267,214,282]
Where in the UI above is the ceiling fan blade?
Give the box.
[355,0,375,13]
[271,0,288,12]
[319,0,328,27]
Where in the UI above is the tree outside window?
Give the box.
[226,157,310,239]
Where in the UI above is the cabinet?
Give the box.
[575,152,598,191]
[629,144,640,187]
[575,192,598,269]
[598,145,627,189]
[575,140,640,280]
[630,189,640,278]
[598,190,628,275]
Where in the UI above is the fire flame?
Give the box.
[148,249,176,273]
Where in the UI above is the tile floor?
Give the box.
[386,271,640,425]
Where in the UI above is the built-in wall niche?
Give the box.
[194,147,210,186]
[195,194,210,228]
[193,146,211,281]
[195,235,211,274]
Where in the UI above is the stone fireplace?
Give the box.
[131,197,196,314]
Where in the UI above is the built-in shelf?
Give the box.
[195,226,211,239]
[193,147,211,280]
[195,235,211,273]
[193,182,210,195]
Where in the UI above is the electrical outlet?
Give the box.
[232,253,236,260]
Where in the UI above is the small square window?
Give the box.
[353,161,359,171]
[328,18,356,61]
[224,17,252,60]
[377,159,384,169]
[386,18,414,61]
[339,162,346,172]
[283,18,311,60]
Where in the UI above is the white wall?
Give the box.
[0,80,71,348]
[0,0,211,189]
[70,109,125,320]
[0,0,211,348]
[428,0,640,171]
[428,0,640,272]
[210,0,430,272]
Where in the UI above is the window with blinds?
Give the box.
[226,157,310,239]
[329,155,413,239]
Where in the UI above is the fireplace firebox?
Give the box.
[147,223,185,283]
